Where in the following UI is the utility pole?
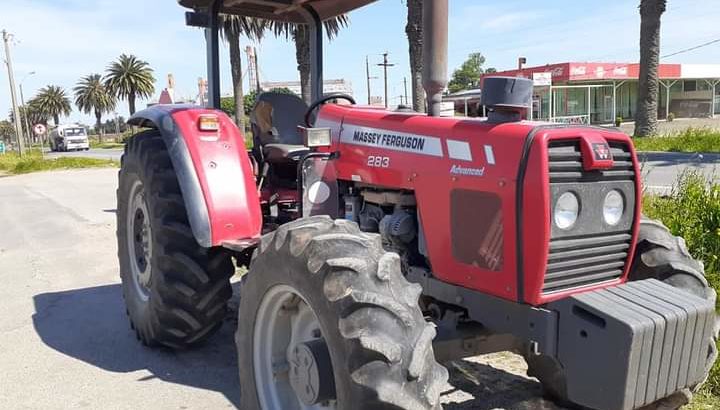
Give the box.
[2,30,25,156]
[403,77,409,106]
[19,71,35,147]
[377,52,395,108]
[253,46,261,92]
[365,56,372,105]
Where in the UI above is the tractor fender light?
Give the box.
[298,126,332,148]
[198,114,220,132]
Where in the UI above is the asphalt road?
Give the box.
[45,148,124,161]
[0,168,562,409]
[639,152,720,195]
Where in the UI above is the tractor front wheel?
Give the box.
[237,216,448,410]
[117,130,234,348]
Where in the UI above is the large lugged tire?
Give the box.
[526,216,719,409]
[237,216,448,409]
[117,130,234,348]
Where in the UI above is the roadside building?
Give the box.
[443,88,483,117]
[482,62,720,124]
[260,79,353,98]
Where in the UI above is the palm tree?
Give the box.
[31,85,71,126]
[220,15,268,130]
[74,74,116,142]
[273,17,349,104]
[405,0,424,112]
[104,54,155,116]
[634,0,666,137]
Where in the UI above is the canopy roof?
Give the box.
[178,0,376,23]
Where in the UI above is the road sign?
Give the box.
[33,123,46,135]
[533,72,552,87]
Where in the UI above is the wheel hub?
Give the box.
[127,181,153,301]
[289,340,335,406]
[254,285,337,409]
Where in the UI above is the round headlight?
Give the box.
[554,192,579,229]
[603,190,624,226]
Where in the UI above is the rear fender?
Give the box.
[128,105,262,248]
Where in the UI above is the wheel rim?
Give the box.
[254,285,337,410]
[127,180,153,302]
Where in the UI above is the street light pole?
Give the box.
[2,29,25,156]
[19,71,35,148]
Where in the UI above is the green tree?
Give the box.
[405,0,424,112]
[448,52,495,93]
[634,0,666,137]
[0,120,15,144]
[74,74,116,142]
[272,17,349,104]
[220,15,268,130]
[31,85,72,126]
[104,54,155,115]
[221,87,296,118]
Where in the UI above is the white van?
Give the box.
[50,124,90,152]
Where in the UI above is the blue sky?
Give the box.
[1,0,719,125]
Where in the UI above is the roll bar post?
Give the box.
[205,0,222,109]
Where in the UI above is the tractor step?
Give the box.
[547,279,716,410]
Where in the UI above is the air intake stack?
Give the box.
[481,77,533,123]
[422,0,448,117]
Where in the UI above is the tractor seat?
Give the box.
[250,92,311,163]
[263,144,310,162]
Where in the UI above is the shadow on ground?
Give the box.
[442,359,563,410]
[31,283,241,407]
[33,283,564,410]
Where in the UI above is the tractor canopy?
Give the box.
[177,0,377,23]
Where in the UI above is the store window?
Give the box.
[683,80,697,92]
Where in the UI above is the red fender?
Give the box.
[129,105,262,248]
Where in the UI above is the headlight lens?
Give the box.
[603,190,624,226]
[554,192,579,229]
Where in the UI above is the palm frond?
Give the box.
[104,54,156,100]
[74,74,116,115]
[219,14,269,42]
[31,85,72,120]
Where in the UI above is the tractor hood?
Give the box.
[178,0,377,23]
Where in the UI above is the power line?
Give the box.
[661,37,720,59]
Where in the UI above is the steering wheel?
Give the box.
[304,93,356,127]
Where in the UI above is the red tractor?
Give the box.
[117,1,718,409]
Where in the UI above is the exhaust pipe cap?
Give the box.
[481,76,533,123]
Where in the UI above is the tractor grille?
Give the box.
[543,139,636,293]
[548,140,634,183]
[544,231,632,293]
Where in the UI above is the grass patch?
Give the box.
[633,127,720,153]
[0,151,118,175]
[90,141,124,149]
[643,171,720,400]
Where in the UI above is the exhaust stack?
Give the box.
[422,0,448,117]
[480,77,533,123]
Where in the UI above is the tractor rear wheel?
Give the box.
[237,216,448,410]
[117,130,234,348]
[525,216,718,409]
